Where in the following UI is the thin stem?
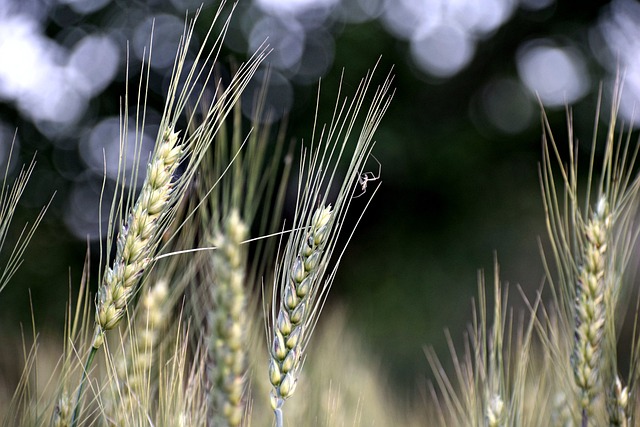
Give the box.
[70,346,97,427]
[274,407,283,427]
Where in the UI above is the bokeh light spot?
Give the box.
[67,34,120,97]
[249,15,305,72]
[594,0,640,125]
[451,0,515,35]
[80,117,155,184]
[64,177,112,241]
[241,69,293,124]
[291,29,334,84]
[0,13,88,130]
[411,24,475,78]
[58,0,111,15]
[381,0,438,41]
[0,17,56,102]
[133,14,185,71]
[255,0,339,16]
[517,40,589,106]
[336,0,384,23]
[27,72,86,127]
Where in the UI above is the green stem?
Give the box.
[70,346,97,427]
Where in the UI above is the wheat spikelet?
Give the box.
[425,258,558,427]
[487,395,505,427]
[52,391,72,427]
[608,376,629,427]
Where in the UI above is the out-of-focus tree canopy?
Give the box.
[0,0,637,387]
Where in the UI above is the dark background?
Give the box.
[0,0,636,392]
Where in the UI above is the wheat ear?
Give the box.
[183,77,290,425]
[93,129,181,348]
[572,197,610,417]
[426,261,538,427]
[539,79,640,426]
[208,210,249,426]
[266,64,394,427]
[268,205,332,414]
[93,1,269,349]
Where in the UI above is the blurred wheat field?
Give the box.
[1,4,640,427]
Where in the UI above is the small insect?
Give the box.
[353,154,381,198]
